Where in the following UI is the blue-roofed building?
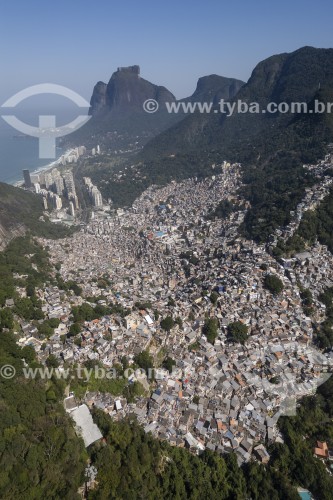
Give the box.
[155,231,167,238]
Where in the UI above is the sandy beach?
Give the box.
[13,148,79,187]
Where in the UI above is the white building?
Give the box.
[69,201,75,217]
[92,186,103,207]
[64,401,102,448]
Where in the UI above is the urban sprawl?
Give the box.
[11,152,333,466]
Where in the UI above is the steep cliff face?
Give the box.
[89,81,108,115]
[65,65,180,148]
[89,65,176,116]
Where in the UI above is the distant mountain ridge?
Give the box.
[83,47,333,244]
[142,46,333,158]
[68,66,244,149]
[180,74,244,105]
[136,46,333,241]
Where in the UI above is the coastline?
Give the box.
[12,148,78,188]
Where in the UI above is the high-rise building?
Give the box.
[30,174,40,184]
[91,186,103,207]
[34,183,41,194]
[51,168,60,178]
[38,173,45,185]
[69,194,79,210]
[23,169,32,188]
[69,201,75,217]
[63,171,76,196]
[53,194,62,210]
[54,176,64,195]
[83,176,93,188]
[44,172,54,189]
[48,192,62,210]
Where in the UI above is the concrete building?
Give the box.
[48,192,62,210]
[91,186,103,207]
[69,201,75,217]
[23,169,32,188]
[54,176,65,195]
[65,402,102,448]
[63,172,75,196]
[44,173,54,189]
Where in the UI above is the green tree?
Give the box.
[0,331,86,499]
[21,345,36,364]
[167,297,176,307]
[162,356,176,373]
[123,381,145,403]
[160,316,175,332]
[210,291,219,304]
[68,322,81,337]
[153,309,160,321]
[0,308,14,330]
[74,337,82,347]
[121,356,129,370]
[202,318,219,344]
[227,321,248,345]
[134,350,154,372]
[264,274,284,295]
[188,311,195,321]
[174,317,183,329]
[46,354,59,368]
[37,321,54,338]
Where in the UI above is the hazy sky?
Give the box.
[1,0,333,104]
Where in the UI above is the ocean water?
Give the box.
[0,129,63,184]
[0,104,87,185]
